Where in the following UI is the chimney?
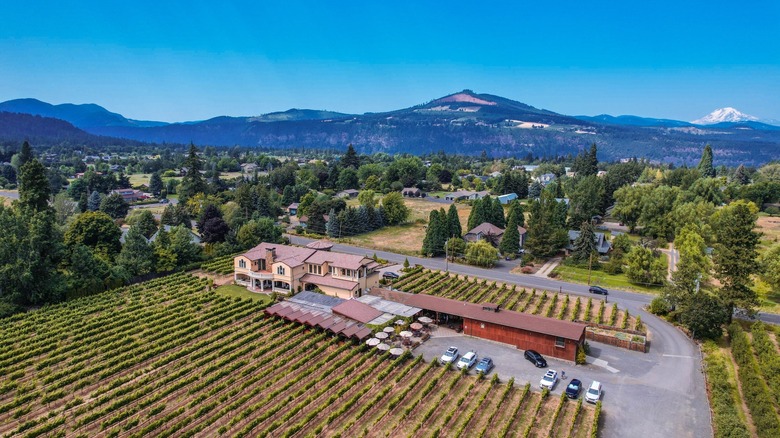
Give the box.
[265,247,276,270]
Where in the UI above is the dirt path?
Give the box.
[192,270,233,286]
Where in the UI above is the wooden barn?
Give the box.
[370,289,586,361]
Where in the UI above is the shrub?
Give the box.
[649,297,670,315]
[576,345,587,365]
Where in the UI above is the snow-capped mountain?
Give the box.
[692,107,759,125]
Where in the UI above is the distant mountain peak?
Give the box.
[692,107,759,125]
[433,91,497,106]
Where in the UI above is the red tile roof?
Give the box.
[242,242,316,268]
[370,288,586,341]
[332,300,384,324]
[301,274,359,292]
[304,251,374,270]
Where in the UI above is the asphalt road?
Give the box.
[288,235,713,437]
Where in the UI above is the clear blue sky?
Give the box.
[1,1,778,122]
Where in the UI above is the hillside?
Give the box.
[0,112,146,149]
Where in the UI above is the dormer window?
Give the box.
[277,266,285,275]
[238,259,246,269]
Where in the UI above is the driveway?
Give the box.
[416,325,710,438]
[288,235,713,438]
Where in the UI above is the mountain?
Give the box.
[0,111,145,148]
[2,91,779,165]
[575,114,692,128]
[0,98,168,129]
[692,107,759,125]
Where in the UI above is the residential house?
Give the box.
[444,190,490,202]
[566,230,612,255]
[298,214,329,229]
[464,222,527,249]
[402,187,425,198]
[111,188,146,203]
[336,189,359,199]
[534,173,556,186]
[287,203,299,216]
[233,242,381,299]
[489,171,503,178]
[497,193,518,205]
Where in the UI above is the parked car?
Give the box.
[524,350,547,368]
[457,351,478,370]
[440,346,459,365]
[585,380,602,403]
[382,271,400,280]
[588,285,609,295]
[475,357,494,374]
[540,370,559,390]
[565,379,583,399]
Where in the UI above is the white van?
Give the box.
[585,380,602,403]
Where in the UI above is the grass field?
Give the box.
[0,272,598,437]
[550,264,665,295]
[214,284,273,305]
[128,172,243,187]
[338,198,471,256]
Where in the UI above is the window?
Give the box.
[277,266,285,275]
[329,266,334,274]
[238,259,246,269]
[555,337,565,348]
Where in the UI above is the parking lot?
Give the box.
[414,325,711,438]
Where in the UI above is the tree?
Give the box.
[149,171,164,197]
[447,204,462,238]
[712,200,760,315]
[528,180,543,199]
[87,190,102,211]
[152,228,177,273]
[381,192,410,225]
[733,164,750,185]
[170,225,201,266]
[467,198,483,230]
[568,175,605,227]
[178,143,208,202]
[678,292,729,340]
[52,192,78,226]
[612,185,650,232]
[664,224,711,309]
[570,221,598,264]
[306,200,328,234]
[62,243,123,298]
[161,203,191,228]
[99,193,129,219]
[64,211,122,260]
[624,246,666,286]
[116,226,154,277]
[341,144,360,169]
[18,159,51,213]
[237,218,282,248]
[326,208,341,238]
[200,216,229,243]
[421,210,447,256]
[16,141,33,168]
[337,168,359,190]
[760,244,780,292]
[525,191,569,258]
[465,240,499,268]
[489,197,506,228]
[358,190,377,208]
[698,145,715,178]
[128,209,158,239]
[499,208,520,256]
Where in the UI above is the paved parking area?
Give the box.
[414,327,709,438]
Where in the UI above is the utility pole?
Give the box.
[445,238,450,272]
[587,251,593,285]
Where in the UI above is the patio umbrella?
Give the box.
[395,319,406,326]
[389,348,404,356]
[410,322,423,331]
[365,338,380,346]
[377,343,391,351]
[418,316,433,324]
[383,326,396,334]
[374,332,389,340]
[399,331,413,338]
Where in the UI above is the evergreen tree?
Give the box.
[152,228,178,272]
[587,143,599,176]
[357,205,370,234]
[17,141,33,167]
[342,144,360,169]
[733,164,750,185]
[509,201,525,227]
[467,198,481,230]
[116,226,154,277]
[178,143,208,202]
[306,201,327,234]
[99,193,129,219]
[326,208,340,238]
[237,218,282,248]
[447,204,462,238]
[697,145,715,178]
[525,191,569,258]
[490,197,505,228]
[664,224,710,309]
[712,200,760,316]
[170,225,201,266]
[528,180,543,198]
[78,192,88,213]
[18,159,51,213]
[87,190,102,211]
[421,210,446,256]
[149,171,164,197]
[134,210,158,239]
[499,207,520,256]
[570,221,598,263]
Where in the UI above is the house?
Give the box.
[336,189,359,199]
[535,173,556,186]
[464,222,527,249]
[298,214,329,229]
[402,187,425,198]
[287,203,299,216]
[497,193,518,205]
[566,230,612,255]
[233,242,381,299]
[597,170,608,178]
[110,188,146,203]
[370,288,586,361]
[149,225,202,245]
[444,190,491,202]
[489,171,503,178]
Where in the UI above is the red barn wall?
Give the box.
[463,317,580,361]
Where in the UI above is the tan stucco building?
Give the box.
[234,242,381,299]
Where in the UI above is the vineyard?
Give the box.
[391,268,644,332]
[200,253,239,275]
[0,272,600,437]
[703,321,780,438]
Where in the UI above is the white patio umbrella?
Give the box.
[377,343,391,351]
[374,332,389,340]
[365,338,381,346]
[399,331,413,338]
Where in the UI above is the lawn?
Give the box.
[551,263,665,294]
[214,284,274,305]
[128,172,243,187]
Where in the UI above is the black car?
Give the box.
[588,286,609,295]
[382,271,400,280]
[565,379,583,399]
[524,350,547,368]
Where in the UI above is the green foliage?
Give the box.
[702,342,751,438]
[624,246,665,286]
[178,144,208,203]
[380,191,410,226]
[87,190,102,211]
[567,175,604,227]
[148,171,164,196]
[421,209,447,257]
[698,145,715,178]
[64,211,122,259]
[759,244,780,292]
[99,193,130,219]
[525,191,568,258]
[446,204,462,238]
[713,200,760,313]
[237,218,282,249]
[679,292,729,339]
[464,240,499,268]
[116,226,155,277]
[576,344,587,365]
[499,206,520,256]
[649,296,671,316]
[18,158,51,213]
[126,209,158,239]
[570,221,597,264]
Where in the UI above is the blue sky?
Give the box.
[1,1,778,122]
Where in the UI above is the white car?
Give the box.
[440,346,459,365]
[540,369,558,390]
[585,380,602,403]
[456,351,477,370]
